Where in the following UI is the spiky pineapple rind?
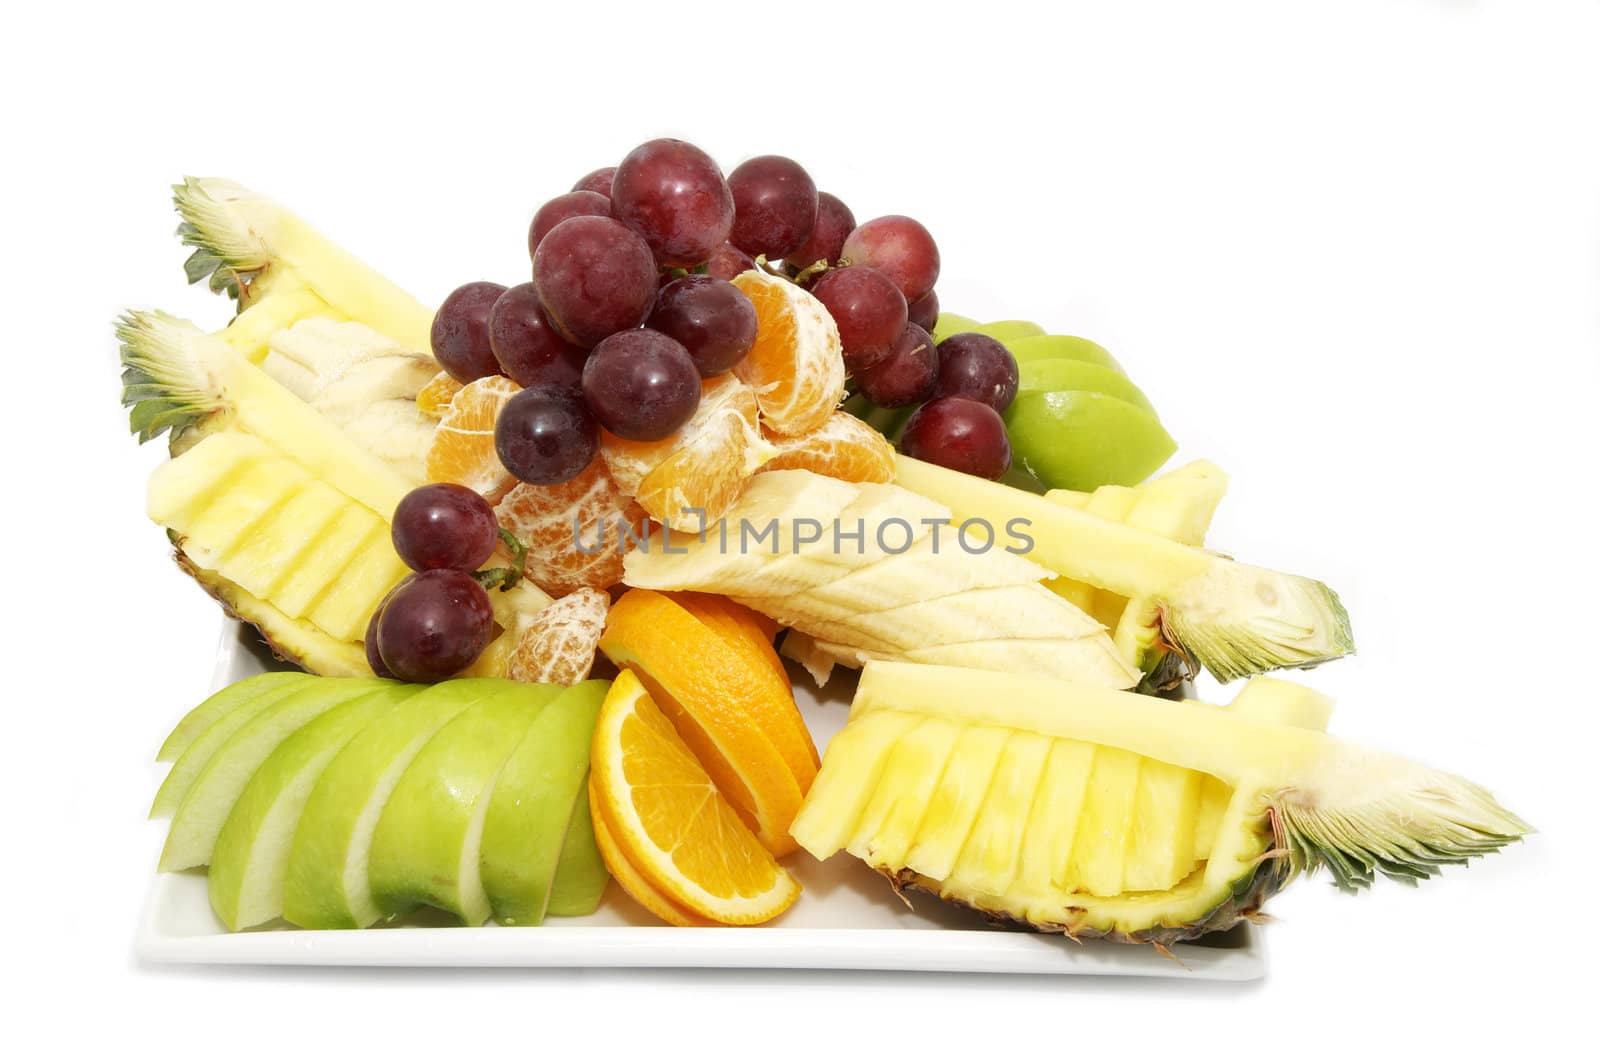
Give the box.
[1161,567,1355,684]
[117,310,226,443]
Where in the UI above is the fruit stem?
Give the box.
[473,528,529,592]
[789,259,831,287]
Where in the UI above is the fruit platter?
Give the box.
[126,140,1527,977]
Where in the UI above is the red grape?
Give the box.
[391,483,500,573]
[906,289,939,332]
[841,215,940,302]
[854,324,938,408]
[528,190,611,259]
[706,242,757,280]
[647,275,758,377]
[809,265,908,373]
[572,166,617,197]
[901,397,1011,480]
[727,155,818,259]
[611,139,734,267]
[487,283,587,390]
[494,385,599,485]
[785,192,856,270]
[935,333,1019,411]
[431,282,508,383]
[365,597,396,679]
[582,329,701,441]
[532,215,658,348]
[375,570,495,683]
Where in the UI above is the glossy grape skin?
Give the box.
[431,282,508,383]
[487,283,587,390]
[532,216,659,348]
[906,289,939,332]
[809,265,908,373]
[784,192,856,270]
[572,166,617,197]
[365,600,396,679]
[391,483,500,573]
[727,155,818,259]
[901,396,1012,481]
[706,242,757,280]
[854,324,938,408]
[647,276,759,377]
[935,332,1019,411]
[494,385,599,485]
[582,329,702,441]
[375,570,495,683]
[611,139,735,267]
[841,215,940,302]
[528,190,611,259]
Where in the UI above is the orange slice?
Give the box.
[590,669,800,925]
[588,778,711,927]
[730,270,846,436]
[763,409,895,483]
[425,374,520,502]
[601,375,776,528]
[598,589,815,856]
[496,457,645,596]
[416,369,464,418]
[507,587,609,685]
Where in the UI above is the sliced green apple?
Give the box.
[1007,334,1126,375]
[1015,359,1155,413]
[281,678,510,929]
[971,320,1045,343]
[151,679,315,818]
[207,683,423,929]
[1004,390,1176,491]
[160,678,388,869]
[480,680,609,925]
[930,312,980,343]
[158,672,312,763]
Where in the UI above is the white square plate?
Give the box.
[135,623,1265,979]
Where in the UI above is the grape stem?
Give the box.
[472,527,529,592]
[789,258,831,287]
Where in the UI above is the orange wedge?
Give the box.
[598,589,815,855]
[730,270,846,436]
[425,374,520,501]
[590,669,800,925]
[507,587,609,685]
[416,369,464,418]
[763,409,895,483]
[496,457,645,596]
[588,778,712,927]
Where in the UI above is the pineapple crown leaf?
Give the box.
[116,310,224,443]
[1271,767,1532,894]
[172,177,268,303]
[1161,566,1355,684]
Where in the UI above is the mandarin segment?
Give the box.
[424,374,520,501]
[730,270,846,436]
[762,409,895,483]
[496,457,645,596]
[416,369,464,418]
[506,587,610,685]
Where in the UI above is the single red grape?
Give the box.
[572,166,617,197]
[647,275,758,377]
[582,329,702,441]
[809,265,908,373]
[487,283,587,390]
[706,242,757,280]
[854,324,938,408]
[528,190,611,259]
[901,396,1012,480]
[727,155,818,259]
[431,282,507,383]
[935,333,1019,411]
[376,570,495,683]
[784,192,856,270]
[532,215,658,348]
[611,139,734,267]
[391,483,500,573]
[907,289,939,332]
[841,215,940,302]
[365,598,396,679]
[494,385,599,485]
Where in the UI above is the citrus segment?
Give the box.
[496,457,645,596]
[425,374,520,501]
[416,370,464,418]
[507,587,609,686]
[730,270,846,436]
[762,410,895,483]
[590,670,800,924]
[598,589,813,856]
[587,778,711,927]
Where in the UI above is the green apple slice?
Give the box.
[1006,334,1126,375]
[480,680,608,925]
[158,672,312,763]
[281,678,509,929]
[546,791,609,918]
[368,685,552,925]
[930,312,980,343]
[971,319,1045,343]
[1004,390,1177,491]
[1016,359,1155,413]
[160,678,388,870]
[207,683,424,930]
[152,678,316,818]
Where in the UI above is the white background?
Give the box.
[4,0,1595,1056]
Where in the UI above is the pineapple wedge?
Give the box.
[624,470,1140,689]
